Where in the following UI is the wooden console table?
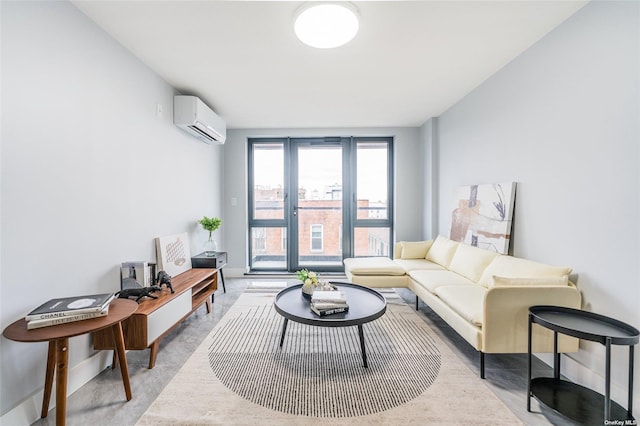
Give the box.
[3,298,138,426]
[93,268,218,368]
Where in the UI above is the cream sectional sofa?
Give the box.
[343,235,581,378]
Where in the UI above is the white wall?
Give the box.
[1,1,222,420]
[419,118,438,240]
[222,127,422,275]
[432,1,639,414]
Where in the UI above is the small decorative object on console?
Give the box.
[155,232,192,277]
[157,270,174,293]
[120,261,156,289]
[116,286,161,303]
[198,216,222,257]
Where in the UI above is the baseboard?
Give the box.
[225,268,347,280]
[537,353,638,418]
[223,267,249,278]
[1,350,113,425]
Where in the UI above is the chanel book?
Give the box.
[25,293,115,321]
[27,307,109,329]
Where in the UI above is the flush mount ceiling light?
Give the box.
[294,2,360,49]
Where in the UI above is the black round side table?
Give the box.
[527,305,639,425]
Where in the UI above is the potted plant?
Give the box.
[198,216,222,257]
[296,268,320,298]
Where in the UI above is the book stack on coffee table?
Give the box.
[25,293,115,329]
[310,290,349,316]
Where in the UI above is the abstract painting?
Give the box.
[155,232,192,277]
[449,182,516,254]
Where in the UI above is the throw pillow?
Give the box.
[490,275,569,287]
[448,243,500,282]
[425,235,459,267]
[478,255,573,287]
[400,240,433,259]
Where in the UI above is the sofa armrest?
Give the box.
[394,242,403,259]
[482,284,581,353]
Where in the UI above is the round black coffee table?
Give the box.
[274,282,386,368]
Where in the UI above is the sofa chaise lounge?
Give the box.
[343,235,582,378]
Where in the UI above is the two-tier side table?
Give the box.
[528,305,639,425]
[192,251,227,293]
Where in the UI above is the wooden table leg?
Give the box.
[112,349,119,370]
[148,340,160,369]
[41,341,56,418]
[55,338,69,426]
[111,323,132,401]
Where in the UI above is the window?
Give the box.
[353,138,393,257]
[250,226,287,269]
[252,227,266,252]
[251,143,285,220]
[248,136,393,271]
[281,228,287,252]
[310,224,323,252]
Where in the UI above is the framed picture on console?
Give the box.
[155,232,192,277]
[449,182,516,254]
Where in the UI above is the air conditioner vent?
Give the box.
[174,95,226,144]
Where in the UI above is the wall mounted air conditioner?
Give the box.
[173,95,226,144]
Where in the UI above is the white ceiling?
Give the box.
[72,1,586,129]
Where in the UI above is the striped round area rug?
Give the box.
[136,292,523,425]
[207,295,441,417]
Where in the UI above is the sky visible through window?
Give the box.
[254,147,387,203]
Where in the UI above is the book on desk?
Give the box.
[25,293,115,328]
[310,291,349,316]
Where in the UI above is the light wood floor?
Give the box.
[31,278,581,425]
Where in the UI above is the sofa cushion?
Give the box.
[448,243,500,283]
[425,235,459,267]
[478,255,572,287]
[490,275,569,287]
[434,285,486,327]
[343,257,406,276]
[409,269,475,293]
[399,240,433,259]
[394,259,445,272]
